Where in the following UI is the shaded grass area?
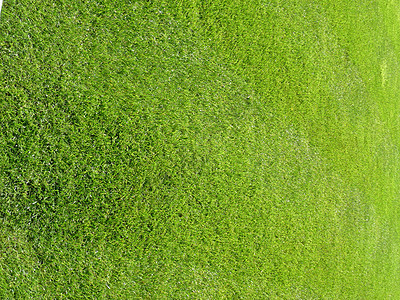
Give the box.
[0,0,399,298]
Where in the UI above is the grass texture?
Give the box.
[1,0,400,298]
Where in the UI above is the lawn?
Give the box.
[1,0,400,298]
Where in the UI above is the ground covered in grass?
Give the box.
[1,0,400,298]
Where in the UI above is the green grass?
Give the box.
[1,0,400,298]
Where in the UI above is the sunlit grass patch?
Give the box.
[0,0,400,298]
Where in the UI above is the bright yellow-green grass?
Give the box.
[1,0,400,298]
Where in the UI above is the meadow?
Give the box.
[1,0,400,298]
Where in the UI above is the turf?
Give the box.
[1,0,400,298]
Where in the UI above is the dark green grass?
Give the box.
[1,0,400,298]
